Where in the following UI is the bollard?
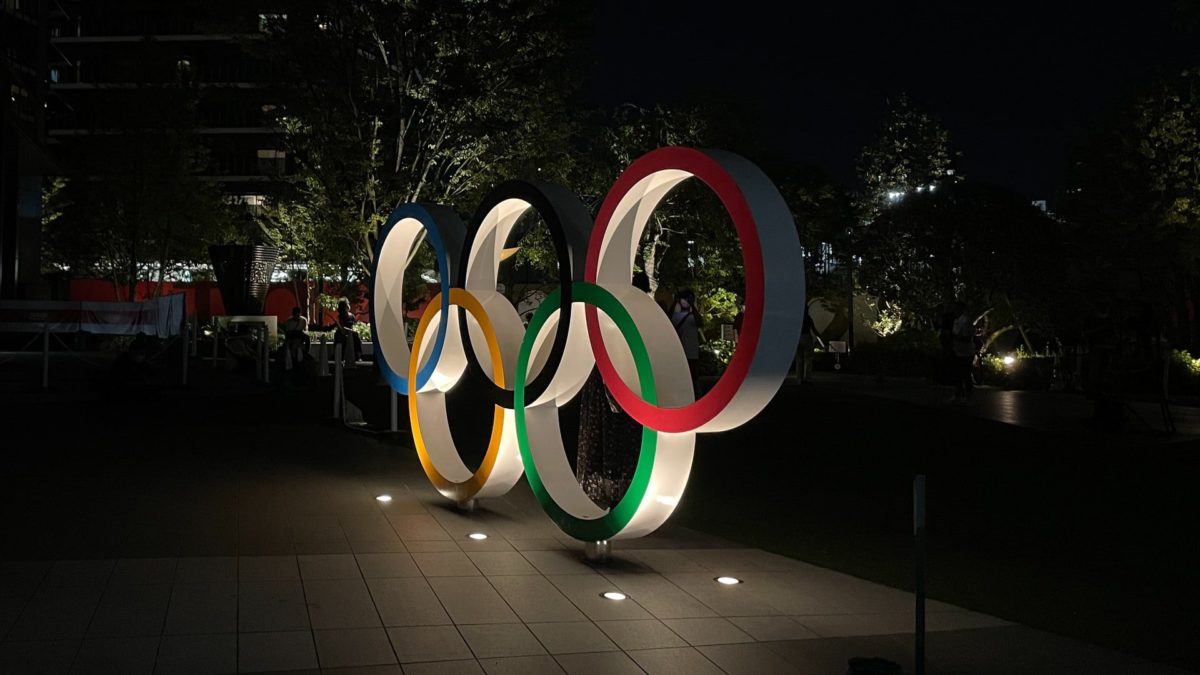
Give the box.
[262,327,270,384]
[333,343,344,418]
[285,342,293,371]
[318,335,329,377]
[181,326,189,386]
[42,324,50,389]
[190,319,198,357]
[213,329,220,369]
[914,474,927,675]
[390,388,399,432]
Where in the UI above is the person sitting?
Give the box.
[282,306,309,366]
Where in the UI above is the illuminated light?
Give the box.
[1003,355,1016,366]
[656,495,679,506]
[601,591,627,601]
[468,532,488,540]
[716,576,741,585]
[376,495,392,503]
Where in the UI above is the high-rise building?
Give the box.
[46,0,287,213]
[1,0,54,298]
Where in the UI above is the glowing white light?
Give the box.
[602,591,627,601]
[716,576,741,585]
[468,532,488,540]
[376,495,392,503]
[656,495,679,506]
[1003,355,1016,366]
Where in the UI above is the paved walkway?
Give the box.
[799,372,1200,439]
[0,425,1191,675]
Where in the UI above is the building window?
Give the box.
[49,67,60,84]
[257,149,286,175]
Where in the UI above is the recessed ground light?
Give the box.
[601,591,627,601]
[376,495,392,503]
[715,576,741,585]
[468,533,488,540]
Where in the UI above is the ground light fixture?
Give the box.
[601,591,627,601]
[468,533,488,540]
[1003,355,1016,366]
[376,495,392,503]
[715,576,742,585]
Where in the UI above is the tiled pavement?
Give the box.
[0,466,1191,675]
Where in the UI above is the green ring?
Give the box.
[514,281,657,541]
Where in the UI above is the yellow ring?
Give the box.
[408,289,506,502]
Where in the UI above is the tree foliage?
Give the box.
[257,0,588,282]
[856,93,957,220]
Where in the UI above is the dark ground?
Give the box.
[1,355,1197,671]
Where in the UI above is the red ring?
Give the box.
[584,147,765,433]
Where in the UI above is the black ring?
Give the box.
[455,180,591,408]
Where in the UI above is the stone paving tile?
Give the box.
[601,571,717,619]
[155,633,237,675]
[237,629,318,673]
[108,558,176,586]
[8,584,104,640]
[387,625,472,663]
[298,554,360,580]
[627,646,725,675]
[238,556,299,582]
[367,577,451,626]
[401,659,484,675]
[458,623,546,659]
[163,582,237,635]
[44,560,115,588]
[322,665,402,675]
[238,580,310,632]
[552,651,645,674]
[730,616,819,641]
[663,572,782,617]
[412,552,480,577]
[0,638,78,675]
[86,583,171,637]
[428,577,519,625]
[520,550,596,576]
[595,619,689,651]
[71,636,158,674]
[526,621,618,654]
[403,540,460,553]
[350,540,409,554]
[478,654,565,674]
[465,552,537,576]
[458,538,516,553]
[545,575,652,622]
[313,627,397,668]
[0,561,50,598]
[506,539,565,552]
[355,553,421,578]
[486,576,586,623]
[660,617,755,646]
[388,515,451,541]
[173,557,236,584]
[698,642,799,674]
[304,578,381,629]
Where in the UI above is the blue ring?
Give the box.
[369,203,452,393]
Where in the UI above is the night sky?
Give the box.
[586,1,1197,202]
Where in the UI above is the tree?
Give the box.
[1061,68,1200,349]
[43,87,233,301]
[855,181,1064,336]
[256,0,589,287]
[855,93,957,220]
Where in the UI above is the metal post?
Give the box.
[914,474,927,675]
[261,326,270,384]
[41,323,50,389]
[213,329,220,369]
[390,388,399,432]
[333,343,343,419]
[284,342,293,370]
[190,318,198,356]
[318,335,329,377]
[181,324,189,386]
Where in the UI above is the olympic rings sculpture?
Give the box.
[370,147,804,541]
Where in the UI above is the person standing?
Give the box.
[671,289,700,396]
[951,301,975,402]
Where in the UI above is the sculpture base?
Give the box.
[456,499,476,512]
[583,540,611,563]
